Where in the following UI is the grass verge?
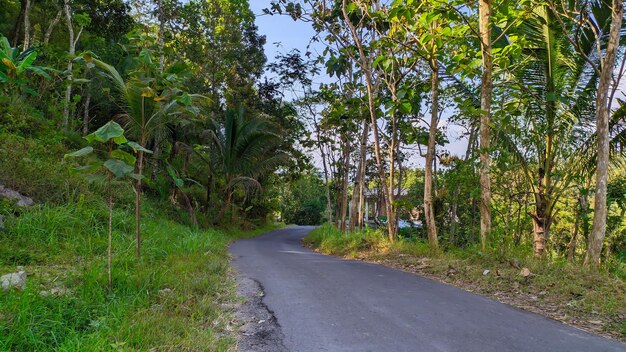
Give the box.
[0,196,279,351]
[304,224,626,341]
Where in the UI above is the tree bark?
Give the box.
[107,180,113,291]
[567,198,581,262]
[584,0,623,269]
[82,87,91,136]
[22,0,31,50]
[424,62,440,250]
[156,0,166,71]
[135,148,144,257]
[44,8,63,45]
[349,121,369,231]
[341,0,395,241]
[478,0,493,252]
[340,135,350,232]
[63,0,76,130]
[11,0,27,47]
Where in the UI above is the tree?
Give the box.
[65,121,148,289]
[82,49,196,257]
[201,108,290,224]
[584,0,624,268]
[478,0,493,252]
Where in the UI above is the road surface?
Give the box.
[230,226,625,352]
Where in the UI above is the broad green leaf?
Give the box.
[111,149,136,165]
[86,121,125,143]
[104,159,134,178]
[126,141,153,154]
[16,51,36,75]
[28,66,52,79]
[113,135,128,145]
[64,146,94,158]
[69,163,102,174]
[399,102,412,114]
[128,173,145,181]
[166,165,184,188]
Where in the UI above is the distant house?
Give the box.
[359,188,421,226]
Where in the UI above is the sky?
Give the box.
[248,3,626,171]
[249,1,472,170]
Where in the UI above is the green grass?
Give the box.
[305,224,626,340]
[0,196,279,351]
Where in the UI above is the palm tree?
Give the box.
[494,3,626,257]
[201,108,290,224]
[82,53,195,256]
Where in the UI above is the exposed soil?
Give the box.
[233,276,287,352]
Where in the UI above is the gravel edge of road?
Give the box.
[233,276,287,352]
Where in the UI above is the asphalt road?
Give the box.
[230,226,626,352]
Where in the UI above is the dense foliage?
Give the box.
[0,0,625,347]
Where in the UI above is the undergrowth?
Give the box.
[0,196,278,351]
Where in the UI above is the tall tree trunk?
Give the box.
[151,144,161,181]
[106,141,113,291]
[11,0,27,47]
[342,0,394,241]
[424,62,440,250]
[478,0,493,252]
[44,8,63,45]
[321,145,333,224]
[135,148,145,257]
[531,188,548,257]
[82,87,91,136]
[388,88,399,239]
[584,0,623,269]
[63,0,76,130]
[156,0,166,71]
[107,177,113,291]
[568,199,581,262]
[22,0,31,50]
[340,135,350,232]
[350,121,368,231]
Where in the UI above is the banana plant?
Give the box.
[0,35,52,95]
[65,121,151,290]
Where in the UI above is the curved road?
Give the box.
[230,226,625,352]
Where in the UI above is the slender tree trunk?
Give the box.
[585,0,623,269]
[340,135,350,232]
[388,92,398,238]
[11,0,26,47]
[151,144,161,181]
[531,189,548,258]
[341,0,394,241]
[135,148,144,257]
[424,62,440,250]
[568,200,580,262]
[106,143,113,291]
[44,8,63,45]
[22,0,31,50]
[107,182,113,291]
[215,188,232,224]
[350,121,368,231]
[156,0,166,71]
[478,0,493,252]
[206,172,213,214]
[396,139,402,234]
[82,87,91,136]
[63,0,76,130]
